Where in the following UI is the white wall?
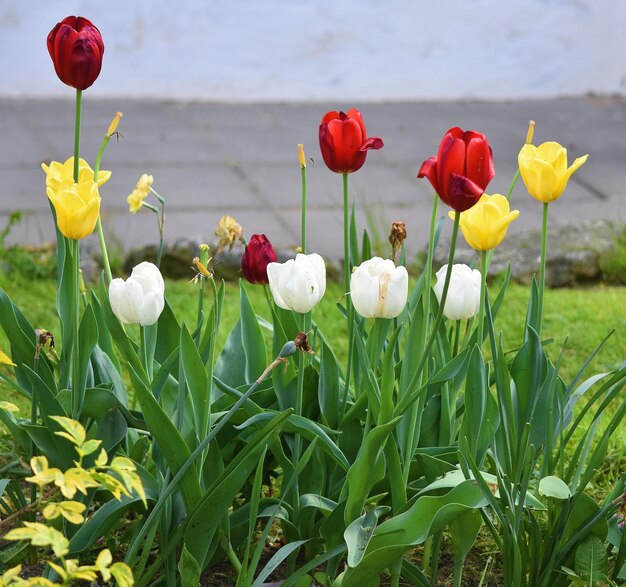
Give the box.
[1,0,625,101]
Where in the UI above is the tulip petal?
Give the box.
[449,174,485,212]
[466,136,495,189]
[138,292,165,326]
[351,268,379,318]
[359,137,384,152]
[383,266,408,318]
[267,262,290,310]
[519,157,559,203]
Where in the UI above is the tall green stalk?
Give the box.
[93,132,113,283]
[538,203,549,334]
[342,173,355,411]
[71,90,83,419]
[477,250,488,348]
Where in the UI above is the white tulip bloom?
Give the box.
[267,253,326,313]
[350,257,408,319]
[433,264,481,321]
[109,261,165,326]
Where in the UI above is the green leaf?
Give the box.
[239,281,267,383]
[183,409,291,569]
[236,412,349,471]
[178,546,201,586]
[252,539,313,587]
[341,481,489,586]
[345,417,401,524]
[318,341,341,429]
[127,364,202,511]
[575,535,608,582]
[539,476,572,500]
[180,325,210,437]
[448,510,482,573]
[345,506,391,567]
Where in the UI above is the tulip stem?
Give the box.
[538,203,549,335]
[94,133,113,283]
[506,169,521,201]
[478,250,488,349]
[72,239,81,419]
[341,173,355,416]
[149,188,166,268]
[452,320,461,356]
[73,90,82,182]
[300,164,307,254]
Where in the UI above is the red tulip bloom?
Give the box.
[241,234,277,285]
[47,16,104,90]
[319,109,384,174]
[418,127,495,212]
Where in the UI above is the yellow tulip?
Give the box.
[449,193,520,251]
[47,179,101,240]
[41,157,111,192]
[518,142,588,203]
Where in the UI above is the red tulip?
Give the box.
[47,16,104,91]
[241,234,277,285]
[417,127,495,212]
[319,109,384,174]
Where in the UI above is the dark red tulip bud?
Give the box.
[417,127,495,212]
[47,16,104,91]
[241,234,277,285]
[319,108,383,174]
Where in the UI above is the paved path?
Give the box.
[1,96,625,260]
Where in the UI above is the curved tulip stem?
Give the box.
[73,90,82,182]
[452,319,461,356]
[149,188,166,268]
[478,250,488,349]
[94,134,113,283]
[538,203,549,335]
[506,169,521,201]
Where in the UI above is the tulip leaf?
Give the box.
[239,281,267,383]
[0,287,56,396]
[345,506,391,568]
[340,481,489,586]
[126,364,202,512]
[459,345,499,467]
[184,409,291,569]
[318,341,341,429]
[539,475,572,500]
[77,303,99,413]
[344,417,401,524]
[180,325,210,438]
[236,411,348,470]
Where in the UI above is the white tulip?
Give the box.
[433,264,481,321]
[267,253,326,313]
[350,257,408,319]
[109,261,165,326]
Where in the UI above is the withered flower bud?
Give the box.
[389,221,407,257]
[294,331,315,354]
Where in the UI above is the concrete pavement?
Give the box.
[1,96,625,261]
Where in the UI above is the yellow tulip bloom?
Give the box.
[518,142,588,203]
[41,157,111,192]
[449,193,520,251]
[47,179,101,240]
